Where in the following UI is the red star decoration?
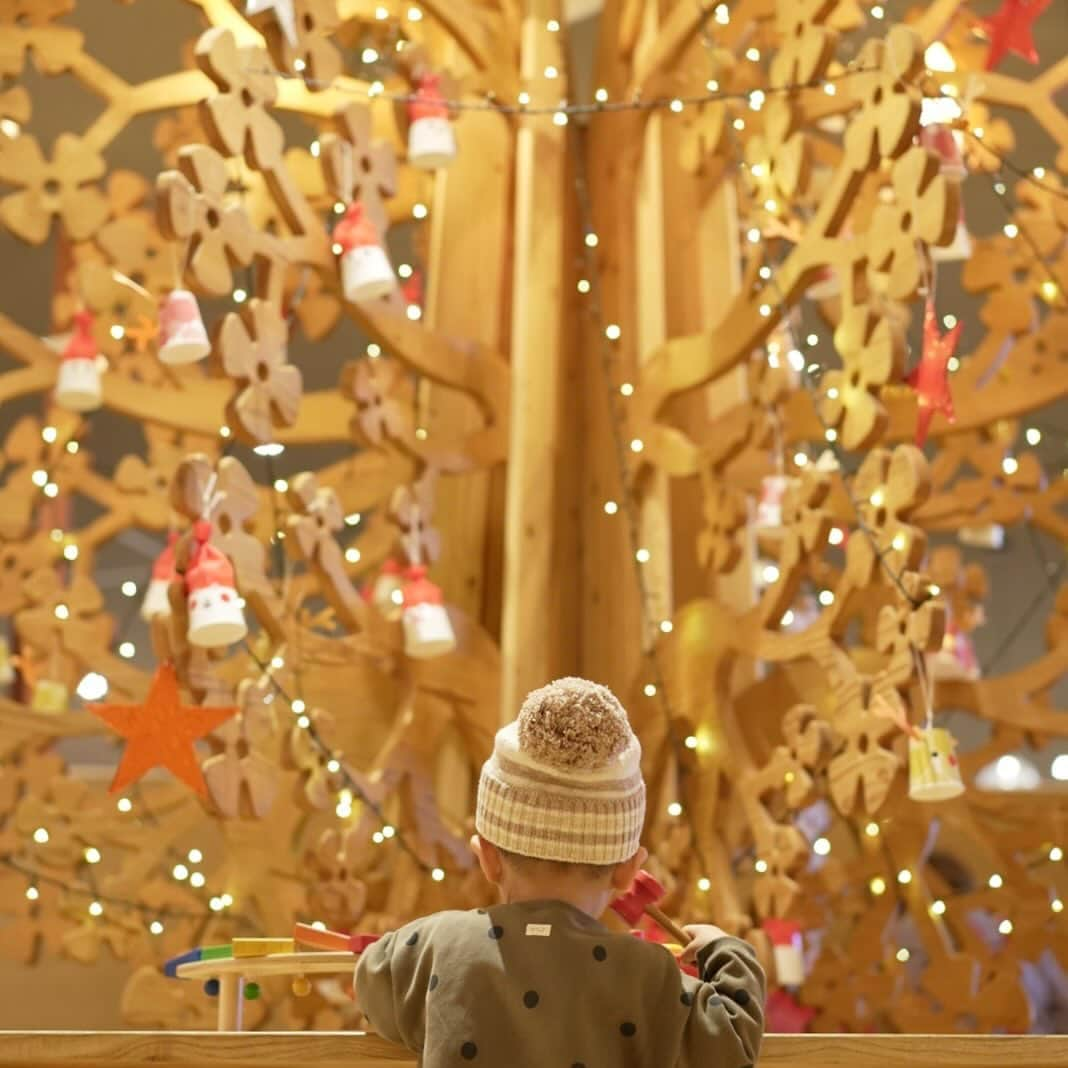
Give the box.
[980,0,1051,70]
[907,300,961,446]
[90,662,237,797]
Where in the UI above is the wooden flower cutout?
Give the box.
[679,98,727,176]
[342,356,409,446]
[259,0,341,85]
[866,147,959,301]
[820,305,904,450]
[285,472,366,630]
[827,701,900,816]
[390,469,440,564]
[769,0,838,89]
[157,145,254,297]
[846,445,930,587]
[843,24,923,171]
[195,27,285,170]
[875,574,946,691]
[217,299,302,445]
[961,232,1039,336]
[745,99,809,206]
[697,480,747,575]
[961,102,1015,175]
[321,103,398,237]
[0,132,108,244]
[761,468,832,626]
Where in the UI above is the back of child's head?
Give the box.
[475,677,646,874]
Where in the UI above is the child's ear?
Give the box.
[471,834,504,885]
[611,846,648,891]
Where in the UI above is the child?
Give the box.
[357,677,766,1066]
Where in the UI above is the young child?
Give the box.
[356,677,766,1066]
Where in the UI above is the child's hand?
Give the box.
[680,923,730,963]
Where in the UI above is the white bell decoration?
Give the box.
[333,201,396,303]
[407,73,456,170]
[185,520,247,648]
[55,309,102,412]
[401,565,456,659]
[141,533,178,621]
[764,919,805,986]
[909,725,965,802]
[158,289,211,365]
[959,524,1005,550]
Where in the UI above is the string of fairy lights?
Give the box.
[7,8,1067,929]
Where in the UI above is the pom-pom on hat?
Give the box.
[476,677,646,865]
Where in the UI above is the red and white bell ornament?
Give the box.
[764,918,805,987]
[141,533,178,621]
[185,520,247,648]
[55,309,102,412]
[333,201,396,303]
[408,73,456,170]
[372,558,406,622]
[158,289,210,365]
[908,725,964,802]
[401,564,456,659]
[756,475,791,530]
[929,616,980,681]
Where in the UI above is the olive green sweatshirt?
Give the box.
[356,899,766,1067]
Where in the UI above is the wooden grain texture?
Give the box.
[2,1032,1067,1068]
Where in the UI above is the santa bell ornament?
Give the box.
[401,564,456,659]
[407,73,456,170]
[56,309,103,412]
[141,533,178,621]
[185,520,247,648]
[333,202,396,303]
[158,289,211,365]
[763,918,805,987]
[372,558,406,622]
[908,725,965,802]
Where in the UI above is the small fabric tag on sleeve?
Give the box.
[525,924,552,937]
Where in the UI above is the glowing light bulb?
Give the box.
[84,847,101,864]
[603,500,619,515]
[762,564,780,584]
[813,837,831,856]
[327,759,341,774]
[1003,223,1018,239]
[121,580,137,597]
[55,604,70,621]
[553,111,568,127]
[869,489,885,508]
[619,382,634,397]
[88,901,103,917]
[1026,427,1042,446]
[630,438,644,453]
[635,548,651,564]
[870,877,887,895]
[118,641,136,659]
[585,233,599,248]
[898,869,912,885]
[605,324,621,340]
[825,428,838,443]
[32,469,48,487]
[76,673,108,701]
[998,919,1013,935]
[828,528,844,546]
[930,899,946,916]
[172,864,189,881]
[431,867,445,882]
[659,620,673,634]
[794,452,809,467]
[26,886,39,901]
[896,947,910,963]
[819,590,835,607]
[698,877,711,892]
[1002,456,1019,476]
[190,872,206,888]
[117,798,132,813]
[595,88,608,103]
[33,827,49,844]
[644,684,656,697]
[232,288,247,303]
[345,547,361,564]
[1050,846,1064,862]
[754,859,768,873]
[685,735,698,750]
[577,279,591,294]
[781,610,795,627]
[150,921,164,935]
[667,801,683,817]
[670,98,684,113]
[1040,280,1059,303]
[988,873,1003,889]
[41,425,57,443]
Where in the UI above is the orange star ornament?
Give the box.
[90,662,237,796]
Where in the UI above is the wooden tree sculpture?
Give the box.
[0,0,1065,1037]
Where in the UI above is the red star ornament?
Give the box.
[907,300,961,446]
[90,662,237,796]
[980,0,1051,70]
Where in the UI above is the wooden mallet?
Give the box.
[610,870,690,945]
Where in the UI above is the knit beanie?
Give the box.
[475,677,646,865]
